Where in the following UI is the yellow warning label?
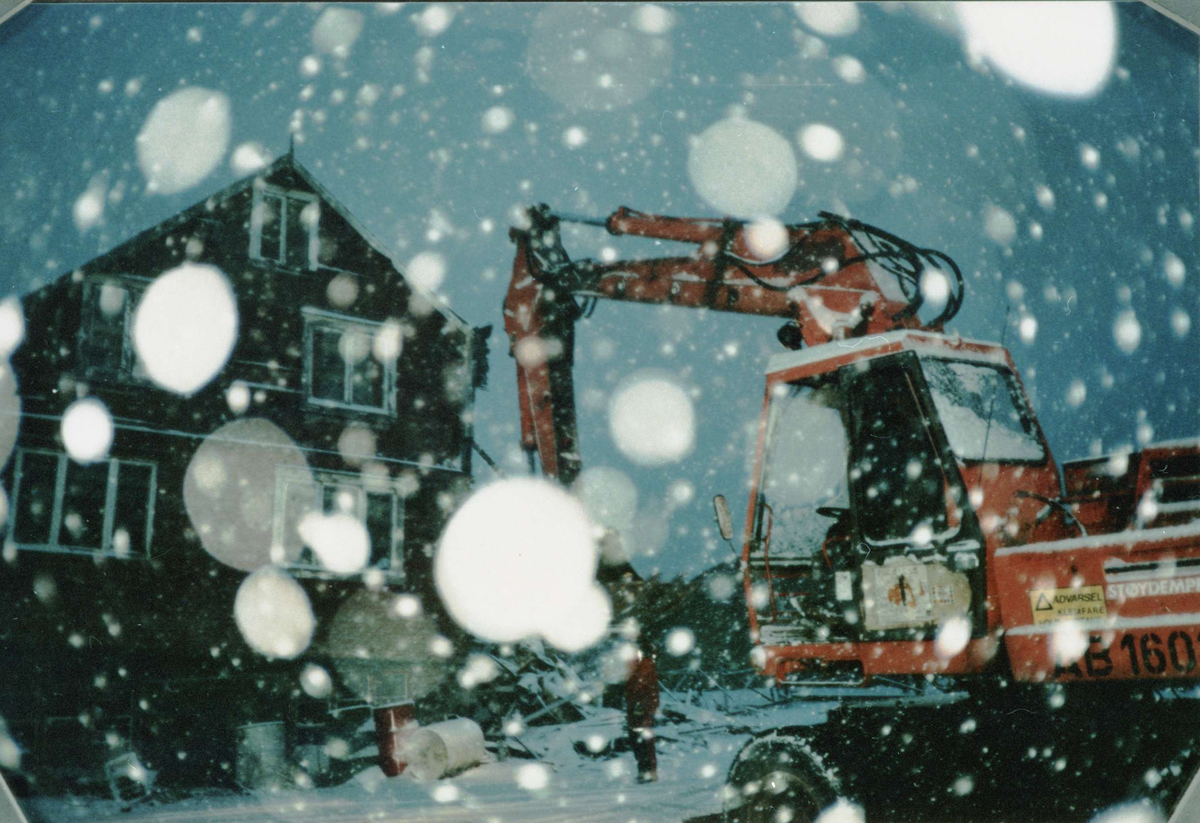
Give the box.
[1028,586,1107,624]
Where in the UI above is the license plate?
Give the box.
[1055,630,1200,679]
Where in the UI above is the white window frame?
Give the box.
[301,307,398,415]
[271,465,405,580]
[8,448,157,558]
[249,182,320,270]
[78,275,152,382]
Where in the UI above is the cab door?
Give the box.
[748,371,856,646]
[844,352,987,641]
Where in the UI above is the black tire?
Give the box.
[723,735,838,823]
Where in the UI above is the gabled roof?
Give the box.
[279,154,471,333]
[64,151,471,333]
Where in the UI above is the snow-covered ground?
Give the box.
[28,762,717,823]
[25,732,737,823]
[22,695,850,823]
[19,684,1192,823]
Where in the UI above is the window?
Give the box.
[920,357,1046,462]
[8,449,156,557]
[249,184,319,269]
[78,276,150,381]
[273,467,404,576]
[756,378,849,559]
[303,309,397,413]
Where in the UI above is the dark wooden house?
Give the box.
[0,152,488,787]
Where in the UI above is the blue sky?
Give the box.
[0,2,1197,579]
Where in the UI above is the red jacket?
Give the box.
[624,653,659,722]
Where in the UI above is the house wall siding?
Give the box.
[0,160,478,729]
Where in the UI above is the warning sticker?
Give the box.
[931,585,956,608]
[1027,586,1107,624]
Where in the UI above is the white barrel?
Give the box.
[399,718,485,780]
[236,721,287,790]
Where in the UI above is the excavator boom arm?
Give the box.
[503,204,961,484]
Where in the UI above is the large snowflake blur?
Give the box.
[0,1,1198,820]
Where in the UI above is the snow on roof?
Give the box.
[994,520,1200,558]
[1005,609,1200,637]
[765,329,1008,375]
[1143,436,1200,451]
[1063,436,1200,469]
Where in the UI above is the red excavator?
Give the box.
[503,204,1200,821]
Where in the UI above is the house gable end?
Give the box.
[29,153,469,336]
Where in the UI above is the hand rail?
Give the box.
[762,503,778,622]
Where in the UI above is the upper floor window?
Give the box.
[8,449,156,558]
[78,276,150,382]
[273,466,405,577]
[302,308,398,415]
[249,183,320,270]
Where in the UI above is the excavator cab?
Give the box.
[745,334,1045,680]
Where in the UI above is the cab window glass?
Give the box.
[921,357,1045,462]
[851,357,949,544]
[757,379,848,558]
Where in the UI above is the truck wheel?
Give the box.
[723,736,837,823]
